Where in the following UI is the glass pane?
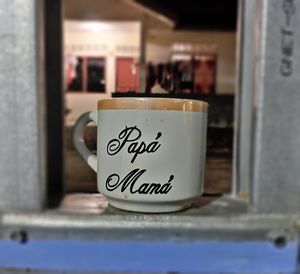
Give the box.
[66,56,83,92]
[194,55,216,94]
[87,58,106,93]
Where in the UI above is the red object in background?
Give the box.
[194,55,216,94]
[116,58,140,92]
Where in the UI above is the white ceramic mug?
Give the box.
[73,98,208,213]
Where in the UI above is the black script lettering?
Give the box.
[107,126,141,156]
[106,168,146,191]
[145,132,162,154]
[146,183,162,194]
[137,183,149,194]
[134,182,172,194]
[160,183,172,194]
[128,142,147,163]
[106,126,162,163]
[168,175,174,182]
[105,168,174,195]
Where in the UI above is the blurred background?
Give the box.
[63,0,237,195]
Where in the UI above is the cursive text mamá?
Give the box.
[107,126,162,163]
[106,168,174,194]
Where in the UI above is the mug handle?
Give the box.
[72,111,98,173]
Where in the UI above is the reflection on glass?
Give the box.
[87,58,105,93]
[67,56,83,92]
[194,55,216,94]
[173,60,193,94]
[145,54,217,94]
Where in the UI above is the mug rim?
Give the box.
[98,97,208,112]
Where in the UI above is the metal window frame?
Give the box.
[0,0,300,272]
[250,0,300,213]
[0,0,46,211]
[233,0,256,197]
